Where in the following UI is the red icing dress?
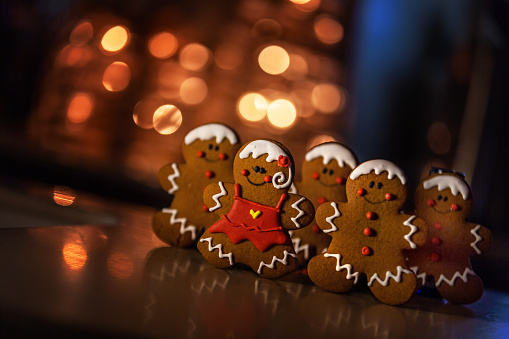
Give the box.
[209,183,291,252]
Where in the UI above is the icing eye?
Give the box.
[215,145,219,151]
[322,168,328,174]
[208,144,213,150]
[329,169,334,175]
[254,166,260,173]
[377,182,383,189]
[260,167,267,173]
[369,181,375,188]
[443,196,448,202]
[437,195,442,201]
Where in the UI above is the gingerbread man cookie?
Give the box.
[197,139,315,279]
[152,123,241,247]
[307,159,428,305]
[291,142,358,266]
[406,169,492,304]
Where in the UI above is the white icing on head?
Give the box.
[349,160,406,185]
[305,143,357,169]
[422,174,469,200]
[184,123,238,145]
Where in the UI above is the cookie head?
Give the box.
[182,123,239,165]
[347,160,408,209]
[416,173,473,217]
[302,142,357,188]
[234,139,294,196]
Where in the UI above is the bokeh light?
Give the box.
[314,15,344,44]
[180,77,208,105]
[57,45,91,67]
[283,53,308,80]
[69,20,94,46]
[153,104,183,135]
[214,43,243,70]
[63,242,87,270]
[67,92,94,124]
[237,92,268,122]
[102,61,131,92]
[293,0,320,12]
[258,45,290,75]
[133,98,160,129]
[312,83,344,113]
[107,252,134,279]
[148,32,178,59]
[427,121,451,155]
[307,135,337,150]
[53,185,76,206]
[179,43,211,71]
[101,25,129,53]
[267,99,297,128]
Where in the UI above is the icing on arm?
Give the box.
[403,215,418,249]
[470,225,482,255]
[290,197,306,228]
[167,163,180,194]
[323,202,341,233]
[209,181,227,212]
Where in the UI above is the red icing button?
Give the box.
[317,197,327,205]
[451,203,459,211]
[364,228,374,236]
[357,188,366,197]
[385,193,394,201]
[312,172,320,180]
[366,211,376,220]
[197,151,205,158]
[431,236,441,246]
[434,222,442,230]
[202,204,209,212]
[205,170,214,178]
[336,177,345,185]
[313,225,322,234]
[431,252,440,262]
[427,199,435,207]
[241,169,249,176]
[218,152,227,160]
[362,246,373,256]
[264,175,272,183]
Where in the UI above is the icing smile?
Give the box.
[203,157,219,163]
[246,176,267,186]
[363,196,386,204]
[318,180,337,188]
[432,206,453,214]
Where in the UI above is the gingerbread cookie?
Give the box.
[406,169,492,304]
[152,123,241,247]
[197,139,315,279]
[291,142,358,266]
[307,159,428,305]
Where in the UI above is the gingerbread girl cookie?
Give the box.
[291,142,358,266]
[406,169,492,304]
[307,159,428,305]
[152,123,241,247]
[197,139,315,279]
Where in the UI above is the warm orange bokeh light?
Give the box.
[101,25,129,53]
[133,99,160,129]
[283,53,308,80]
[153,104,183,135]
[214,43,243,70]
[67,92,94,124]
[148,32,178,59]
[102,61,131,92]
[53,185,76,206]
[107,252,134,279]
[57,45,91,67]
[293,0,320,12]
[267,99,297,128]
[314,16,344,44]
[289,0,311,4]
[427,121,452,155]
[180,77,208,105]
[307,135,337,150]
[179,43,211,71]
[63,242,87,270]
[69,20,94,46]
[258,45,290,75]
[237,92,268,122]
[311,83,344,113]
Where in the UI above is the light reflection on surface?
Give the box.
[69,20,94,46]
[102,61,131,92]
[307,134,337,150]
[258,45,290,75]
[67,92,94,124]
[107,252,134,279]
[267,99,297,128]
[101,25,129,53]
[179,43,211,71]
[180,77,208,105]
[53,185,77,207]
[63,242,87,270]
[312,83,344,114]
[427,121,451,155]
[148,32,178,59]
[237,92,268,122]
[314,15,344,45]
[152,104,183,135]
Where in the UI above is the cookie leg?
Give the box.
[255,246,299,279]
[152,209,197,247]
[367,268,417,305]
[197,230,234,269]
[436,272,484,304]
[307,254,358,293]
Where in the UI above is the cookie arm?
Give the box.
[203,181,234,216]
[315,201,343,234]
[280,194,315,230]
[158,163,185,194]
[468,223,492,256]
[399,214,428,250]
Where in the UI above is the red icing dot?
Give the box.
[427,199,435,207]
[317,197,327,205]
[451,203,459,211]
[218,152,227,160]
[264,175,272,183]
[364,227,374,236]
[202,204,209,212]
[431,252,440,262]
[312,172,320,180]
[241,169,249,176]
[366,211,375,220]
[431,236,441,246]
[205,170,214,178]
[385,193,394,201]
[362,246,373,256]
[357,188,366,197]
[197,151,205,158]
[336,177,345,185]
[434,222,442,230]
[312,225,322,234]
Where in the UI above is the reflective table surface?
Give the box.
[1,186,508,338]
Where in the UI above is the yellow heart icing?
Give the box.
[250,209,262,219]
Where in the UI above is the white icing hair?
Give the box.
[350,159,407,185]
[184,123,238,145]
[422,174,470,200]
[239,140,293,189]
[305,143,357,168]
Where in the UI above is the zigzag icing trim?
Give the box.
[209,181,227,212]
[162,208,196,240]
[290,197,306,228]
[323,202,340,233]
[288,231,310,259]
[257,250,296,274]
[199,237,233,265]
[367,266,413,287]
[324,253,360,284]
[167,163,180,194]
[409,266,427,285]
[403,215,418,249]
[435,267,476,287]
[470,225,482,255]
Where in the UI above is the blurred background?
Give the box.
[0,0,508,290]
